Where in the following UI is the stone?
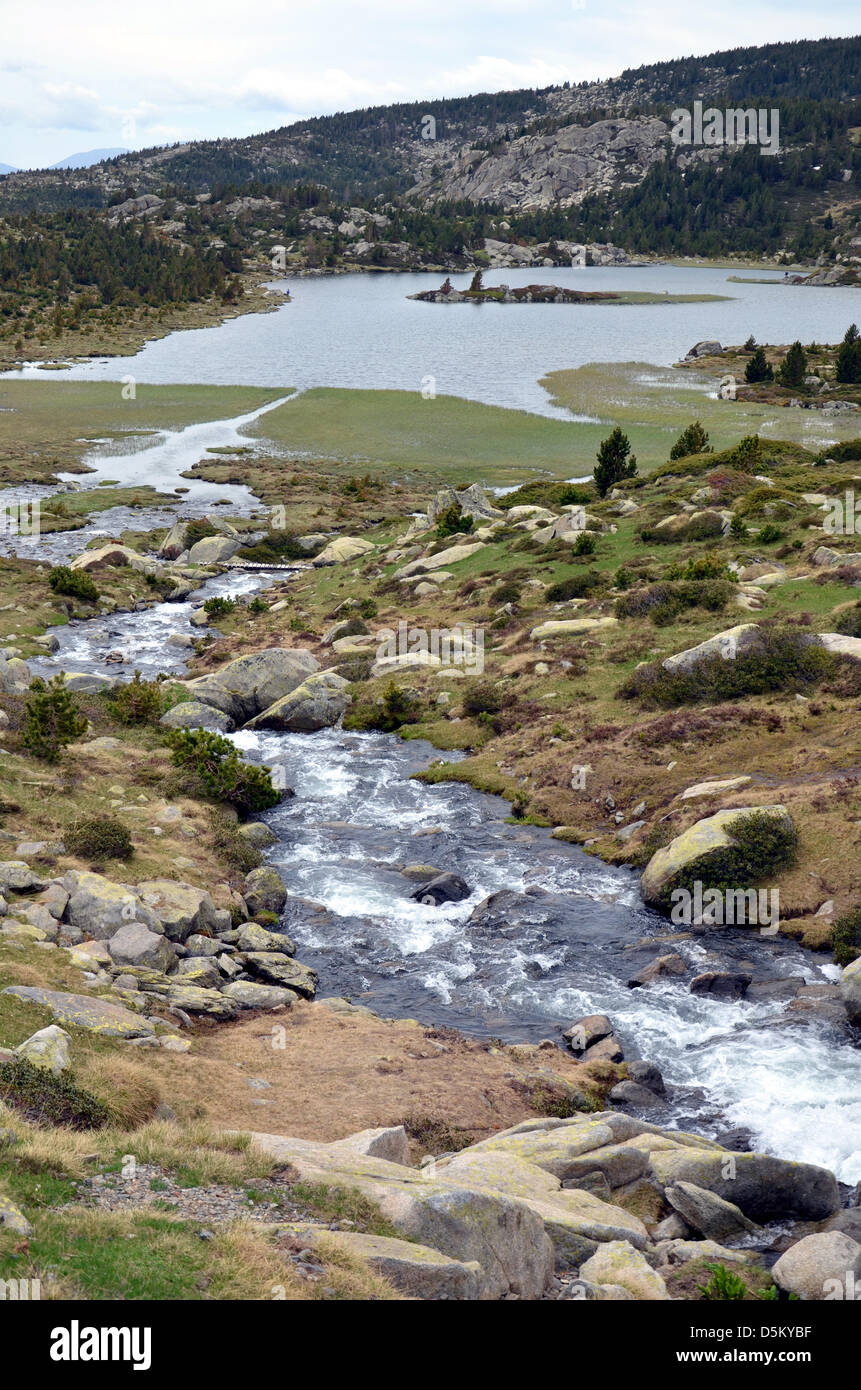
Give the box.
[840,957,861,1025]
[243,866,287,916]
[237,822,278,849]
[579,1241,670,1299]
[690,971,751,999]
[139,981,238,1019]
[588,1035,625,1063]
[679,776,752,800]
[562,1015,614,1052]
[816,632,861,662]
[174,957,222,988]
[107,923,175,972]
[530,617,618,640]
[392,542,486,580]
[332,1126,410,1166]
[640,805,795,906]
[410,872,471,906]
[158,521,189,560]
[235,922,297,954]
[69,543,161,575]
[312,536,375,565]
[1,986,154,1038]
[662,624,764,674]
[186,535,242,565]
[609,1081,662,1107]
[627,953,687,987]
[0,861,47,893]
[772,1231,861,1301]
[241,953,317,997]
[63,870,160,937]
[0,1195,32,1236]
[159,702,235,733]
[665,1181,758,1241]
[625,1062,666,1096]
[286,1225,485,1299]
[245,671,351,732]
[184,933,224,957]
[221,981,297,1009]
[159,1035,192,1053]
[246,1131,554,1299]
[14,1024,71,1075]
[0,657,31,694]
[184,648,319,726]
[648,1148,839,1222]
[135,879,221,942]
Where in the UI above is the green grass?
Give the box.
[247,387,588,486]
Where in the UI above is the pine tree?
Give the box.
[21,675,88,762]
[744,347,773,383]
[777,340,807,389]
[835,324,861,385]
[670,421,712,460]
[594,427,638,497]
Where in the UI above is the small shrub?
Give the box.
[436,504,474,539]
[0,1056,109,1129]
[358,598,378,619]
[461,681,503,717]
[572,531,596,556]
[21,675,88,761]
[494,582,522,606]
[203,596,237,618]
[657,810,798,909]
[545,571,603,602]
[830,907,861,966]
[66,816,133,861]
[343,681,420,733]
[107,671,164,725]
[48,565,98,602]
[757,522,784,543]
[619,629,833,708]
[836,602,861,639]
[698,1264,749,1301]
[208,809,261,873]
[167,729,281,817]
[670,421,712,460]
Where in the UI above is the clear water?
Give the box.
[7,265,861,416]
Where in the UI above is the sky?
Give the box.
[1,0,859,169]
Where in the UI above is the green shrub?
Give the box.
[21,675,88,761]
[167,729,281,816]
[572,531,596,556]
[698,1264,749,1301]
[343,681,421,733]
[830,908,861,966]
[203,596,237,618]
[106,671,164,725]
[436,504,474,539]
[658,811,798,910]
[462,681,503,717]
[207,809,262,873]
[494,581,522,605]
[48,565,99,602]
[545,571,603,602]
[0,1057,109,1129]
[66,816,133,862]
[616,579,731,625]
[618,629,833,708]
[836,602,861,639]
[358,598,378,619]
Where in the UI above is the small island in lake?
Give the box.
[408,271,729,305]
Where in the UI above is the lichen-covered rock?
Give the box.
[138,981,238,1019]
[184,648,319,725]
[135,879,221,942]
[186,535,241,565]
[221,981,297,1009]
[290,1225,485,1299]
[639,805,794,906]
[0,657,31,694]
[240,952,317,997]
[772,1231,861,1300]
[246,671,351,732]
[159,702,235,733]
[0,1195,32,1236]
[14,1024,71,1075]
[312,536,375,566]
[840,957,861,1025]
[648,1148,839,1222]
[235,921,296,955]
[237,822,278,849]
[242,866,287,916]
[1,986,154,1038]
[0,861,47,893]
[661,623,763,673]
[63,870,160,938]
[665,1180,758,1241]
[579,1240,670,1300]
[107,922,175,972]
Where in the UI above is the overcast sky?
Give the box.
[2,0,858,168]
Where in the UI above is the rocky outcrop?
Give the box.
[186,535,241,565]
[1,986,154,1038]
[662,623,764,673]
[772,1231,861,1300]
[14,1024,71,1075]
[312,537,375,566]
[159,701,236,733]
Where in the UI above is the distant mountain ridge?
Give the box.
[50,148,129,170]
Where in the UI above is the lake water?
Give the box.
[8,265,861,416]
